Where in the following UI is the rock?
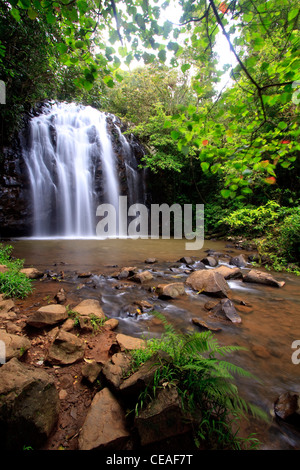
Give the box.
[112,267,138,279]
[81,361,102,384]
[0,358,59,450]
[26,304,68,328]
[135,386,192,447]
[104,318,119,330]
[211,299,242,323]
[230,254,247,268]
[192,318,222,332]
[178,256,193,265]
[102,352,132,390]
[54,288,67,304]
[251,344,270,358]
[73,299,105,319]
[0,264,9,273]
[78,387,130,450]
[274,392,300,421]
[145,258,157,264]
[116,333,146,352]
[133,300,154,312]
[243,269,285,288]
[186,270,230,298]
[156,282,185,299]
[204,300,219,310]
[214,265,243,280]
[0,298,17,320]
[61,318,75,331]
[20,267,43,279]
[120,352,171,399]
[0,330,31,361]
[201,256,218,267]
[46,329,85,365]
[77,272,92,278]
[131,271,153,284]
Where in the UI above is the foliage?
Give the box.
[130,312,268,450]
[0,244,32,298]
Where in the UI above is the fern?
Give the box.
[130,311,269,449]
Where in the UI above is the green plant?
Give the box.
[90,314,106,332]
[0,244,33,299]
[130,312,268,450]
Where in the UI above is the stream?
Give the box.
[10,237,300,450]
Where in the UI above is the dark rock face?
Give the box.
[0,102,148,238]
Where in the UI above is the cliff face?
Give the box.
[0,103,148,238]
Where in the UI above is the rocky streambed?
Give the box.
[0,245,300,451]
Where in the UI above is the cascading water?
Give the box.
[22,102,144,238]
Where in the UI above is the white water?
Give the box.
[23,103,134,237]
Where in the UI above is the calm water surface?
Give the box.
[10,237,300,449]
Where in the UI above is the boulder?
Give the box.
[156,282,185,299]
[243,269,285,288]
[178,256,193,265]
[46,329,85,365]
[0,358,59,450]
[78,387,130,450]
[145,258,157,264]
[192,318,222,332]
[119,352,171,400]
[73,299,105,319]
[116,333,146,352]
[274,392,300,421]
[81,361,102,384]
[135,386,192,447]
[131,271,153,284]
[230,254,247,268]
[20,267,43,279]
[102,352,132,391]
[201,256,218,267]
[104,318,119,330]
[186,270,230,298]
[0,330,31,361]
[26,304,68,328]
[211,299,242,323]
[54,288,67,304]
[0,298,17,320]
[214,265,243,280]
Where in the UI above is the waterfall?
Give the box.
[22,102,144,238]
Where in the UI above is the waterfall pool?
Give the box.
[10,237,300,450]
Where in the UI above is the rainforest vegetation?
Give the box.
[0,0,299,272]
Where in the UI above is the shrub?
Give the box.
[0,244,33,298]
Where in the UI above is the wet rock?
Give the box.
[77,272,92,278]
[214,265,243,280]
[251,344,270,358]
[243,270,285,288]
[274,392,300,421]
[46,329,85,365]
[201,256,218,267]
[131,270,153,284]
[26,304,68,328]
[145,258,157,264]
[211,299,242,323]
[230,254,247,268]
[112,267,138,279]
[20,267,43,279]
[133,300,154,312]
[116,333,146,352]
[54,287,67,304]
[186,270,230,298]
[0,358,59,450]
[73,299,105,319]
[192,318,222,332]
[156,282,185,299]
[0,330,31,360]
[78,387,130,450]
[178,256,193,265]
[135,386,192,447]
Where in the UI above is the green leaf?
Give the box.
[171,131,180,140]
[181,63,191,73]
[56,43,68,54]
[46,11,56,24]
[278,121,287,130]
[10,8,21,21]
[158,50,167,63]
[18,0,30,9]
[201,161,209,172]
[75,40,85,49]
[221,189,232,199]
[288,9,299,21]
[28,8,38,19]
